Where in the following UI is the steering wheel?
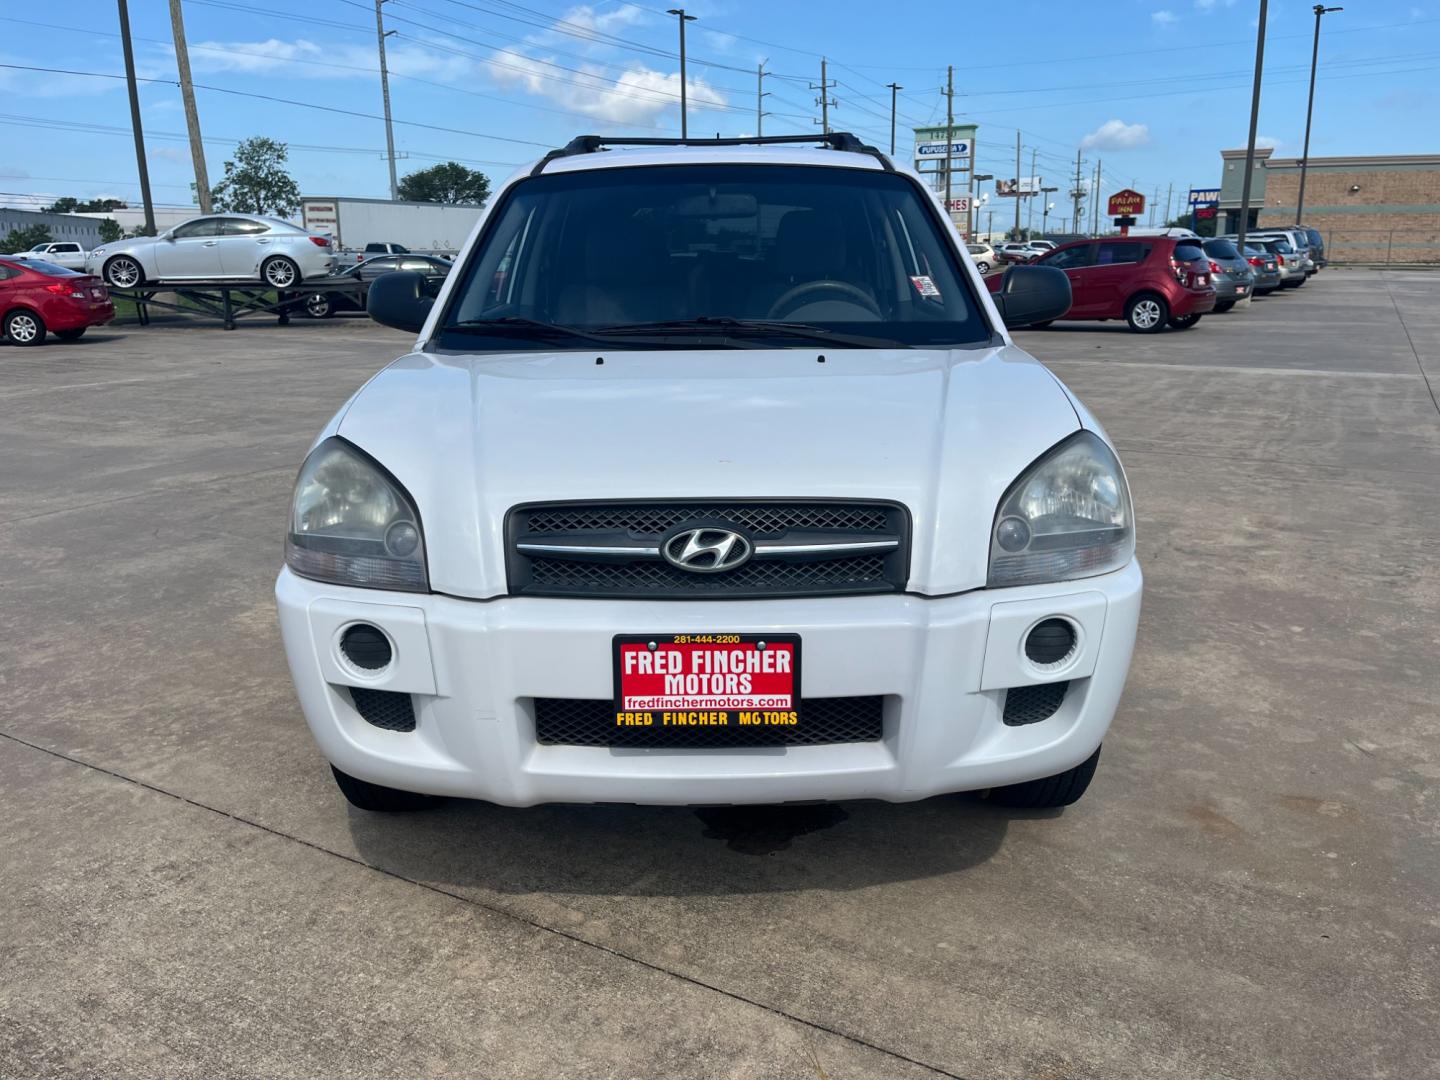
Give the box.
[767,280,881,320]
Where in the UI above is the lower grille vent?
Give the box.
[534,696,884,748]
[1002,682,1068,726]
[350,687,416,732]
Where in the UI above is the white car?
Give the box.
[85,213,334,289]
[6,241,88,271]
[966,242,996,273]
[275,133,1141,813]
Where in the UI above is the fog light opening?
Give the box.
[1024,617,1078,669]
[339,623,393,672]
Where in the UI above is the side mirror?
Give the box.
[992,265,1071,328]
[368,270,434,333]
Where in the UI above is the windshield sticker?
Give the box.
[910,275,941,298]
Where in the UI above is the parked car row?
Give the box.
[984,226,1323,333]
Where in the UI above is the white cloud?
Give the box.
[1254,133,1282,148]
[488,45,726,125]
[179,37,480,85]
[148,146,190,164]
[1152,9,1178,24]
[1195,0,1238,9]
[1080,119,1151,151]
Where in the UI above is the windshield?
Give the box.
[437,163,990,350]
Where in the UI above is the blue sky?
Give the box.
[1,0,1436,217]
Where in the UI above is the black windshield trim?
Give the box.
[431,162,996,350]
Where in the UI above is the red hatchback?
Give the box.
[0,258,114,346]
[987,235,1216,333]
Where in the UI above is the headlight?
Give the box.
[285,438,427,591]
[988,431,1133,587]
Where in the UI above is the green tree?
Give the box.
[210,136,302,216]
[44,196,79,214]
[3,224,53,252]
[1165,213,1215,237]
[397,161,490,205]
[97,219,125,244]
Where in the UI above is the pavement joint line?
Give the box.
[0,728,976,1080]
[1380,279,1440,419]
[1117,444,1440,479]
[1044,359,1418,380]
[0,465,297,528]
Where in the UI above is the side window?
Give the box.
[221,219,269,236]
[0,264,18,281]
[54,243,80,253]
[1095,242,1149,265]
[366,257,399,273]
[172,218,222,239]
[1043,244,1095,270]
[399,258,436,273]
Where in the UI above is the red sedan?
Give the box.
[0,258,114,346]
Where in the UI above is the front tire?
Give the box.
[986,746,1101,808]
[103,255,144,289]
[331,766,442,812]
[1124,293,1168,333]
[4,308,46,346]
[55,328,87,341]
[305,294,333,319]
[1213,300,1235,313]
[1168,313,1202,330]
[975,260,990,274]
[262,256,301,288]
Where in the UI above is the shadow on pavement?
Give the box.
[346,793,1015,896]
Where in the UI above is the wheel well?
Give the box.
[4,304,42,323]
[103,253,145,275]
[1125,289,1166,309]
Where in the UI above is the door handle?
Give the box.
[256,238,271,244]
[202,240,218,246]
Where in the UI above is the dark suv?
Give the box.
[989,234,1215,332]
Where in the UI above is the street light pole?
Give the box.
[1297,5,1342,224]
[1236,0,1269,254]
[666,8,697,138]
[375,0,399,200]
[1039,186,1058,237]
[886,82,902,155]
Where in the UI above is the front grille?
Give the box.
[508,500,909,599]
[533,696,885,748]
[1002,681,1068,726]
[349,687,416,731]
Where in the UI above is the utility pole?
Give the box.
[810,57,837,134]
[1165,182,1173,226]
[943,66,955,209]
[1091,159,1102,235]
[886,82,902,155]
[1026,146,1037,235]
[116,0,155,235]
[1013,130,1022,239]
[375,0,399,198]
[1071,148,1084,234]
[1040,186,1058,238]
[757,60,770,138]
[666,9,696,138]
[1297,4,1343,223]
[168,0,211,212]
[1237,0,1268,252]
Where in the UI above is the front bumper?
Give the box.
[275,562,1142,806]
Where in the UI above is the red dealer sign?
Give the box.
[1107,189,1146,217]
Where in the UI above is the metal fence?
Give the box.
[1324,228,1440,266]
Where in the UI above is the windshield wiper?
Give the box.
[589,317,908,349]
[446,317,620,346]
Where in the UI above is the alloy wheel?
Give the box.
[264,258,298,288]
[7,313,39,343]
[107,258,140,288]
[1132,299,1162,329]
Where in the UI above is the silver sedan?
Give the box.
[85,213,335,289]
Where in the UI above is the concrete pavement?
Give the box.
[1,271,1437,1078]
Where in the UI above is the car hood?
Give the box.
[337,345,1083,597]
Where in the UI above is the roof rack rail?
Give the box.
[529,132,893,176]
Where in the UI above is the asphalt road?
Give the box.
[2,272,1437,1079]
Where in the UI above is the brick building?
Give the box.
[1258,154,1440,264]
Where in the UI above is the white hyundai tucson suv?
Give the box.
[275,133,1141,813]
